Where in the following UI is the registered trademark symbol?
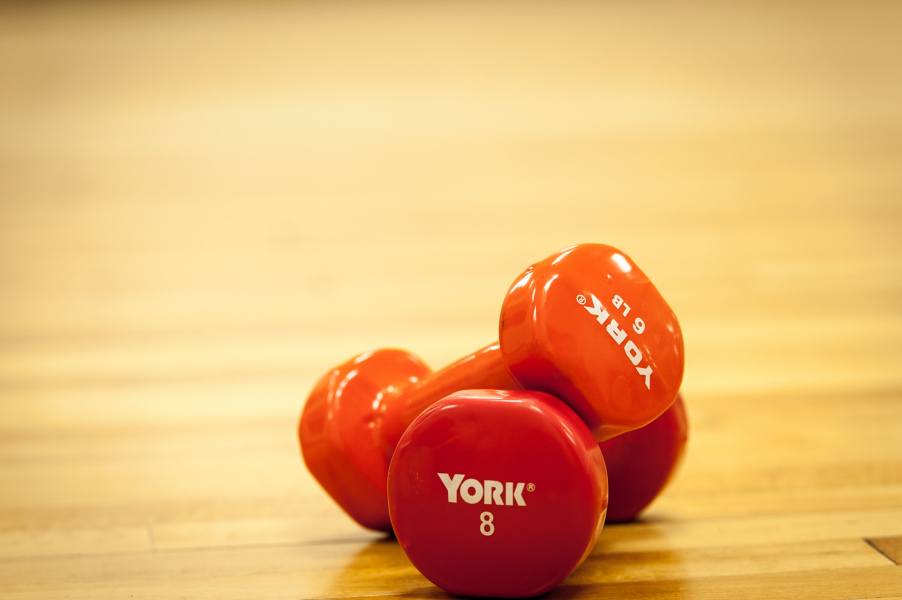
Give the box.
[576,294,586,305]
[527,483,536,492]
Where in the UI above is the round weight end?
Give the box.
[388,389,608,597]
[300,349,430,531]
[500,243,684,442]
[599,393,688,522]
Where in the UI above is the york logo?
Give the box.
[583,293,653,390]
[438,473,528,506]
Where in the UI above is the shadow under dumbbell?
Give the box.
[327,516,682,599]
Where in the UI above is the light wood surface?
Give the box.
[2,1,901,598]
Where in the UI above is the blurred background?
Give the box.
[4,1,899,386]
[1,1,901,596]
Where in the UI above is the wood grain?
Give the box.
[1,0,901,598]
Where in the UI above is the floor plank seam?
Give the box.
[866,538,901,565]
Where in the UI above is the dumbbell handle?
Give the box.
[380,343,517,455]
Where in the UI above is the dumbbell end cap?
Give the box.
[500,243,684,441]
[299,349,431,531]
[389,389,608,598]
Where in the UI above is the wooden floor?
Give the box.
[2,1,901,598]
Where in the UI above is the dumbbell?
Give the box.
[388,389,608,598]
[299,243,684,531]
[600,393,688,522]
[387,391,689,597]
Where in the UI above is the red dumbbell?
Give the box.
[388,389,608,598]
[299,244,683,531]
[600,393,688,522]
[387,391,689,597]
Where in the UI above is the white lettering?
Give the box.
[438,473,464,502]
[582,290,653,390]
[480,512,495,536]
[607,319,627,345]
[484,480,503,505]
[510,482,526,506]
[633,317,645,335]
[612,295,631,316]
[636,365,653,390]
[460,479,483,504]
[584,294,609,325]
[438,474,530,506]
[624,341,642,365]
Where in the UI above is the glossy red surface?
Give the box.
[598,393,688,522]
[299,344,517,531]
[388,390,608,598]
[500,244,684,441]
[299,349,431,531]
[299,243,684,531]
